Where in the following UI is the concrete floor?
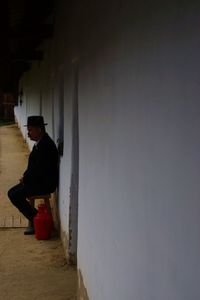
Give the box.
[0,124,77,300]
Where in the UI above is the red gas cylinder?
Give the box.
[34,204,54,240]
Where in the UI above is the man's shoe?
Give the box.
[24,226,35,235]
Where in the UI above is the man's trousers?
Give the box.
[8,183,38,222]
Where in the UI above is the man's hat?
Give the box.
[24,116,47,127]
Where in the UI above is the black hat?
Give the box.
[24,116,47,127]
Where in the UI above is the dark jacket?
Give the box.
[23,132,59,193]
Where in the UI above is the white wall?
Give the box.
[77,1,200,300]
[17,64,42,149]
[15,1,200,299]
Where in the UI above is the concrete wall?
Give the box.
[15,1,200,299]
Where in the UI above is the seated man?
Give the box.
[8,116,59,235]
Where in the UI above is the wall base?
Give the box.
[50,190,60,230]
[77,269,89,300]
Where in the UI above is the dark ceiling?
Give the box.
[0,0,54,93]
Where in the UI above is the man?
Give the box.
[8,116,59,235]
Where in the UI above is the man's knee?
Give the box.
[7,184,25,205]
[8,187,17,204]
[8,186,14,199]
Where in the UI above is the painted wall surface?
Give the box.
[14,1,200,299]
[16,66,41,149]
[76,1,200,300]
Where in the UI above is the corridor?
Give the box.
[0,124,77,300]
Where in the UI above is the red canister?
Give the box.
[34,204,53,240]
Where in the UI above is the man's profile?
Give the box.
[7,116,59,235]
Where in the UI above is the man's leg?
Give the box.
[24,198,35,235]
[7,183,38,222]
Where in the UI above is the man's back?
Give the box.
[23,132,59,193]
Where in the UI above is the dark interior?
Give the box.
[0,0,54,93]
